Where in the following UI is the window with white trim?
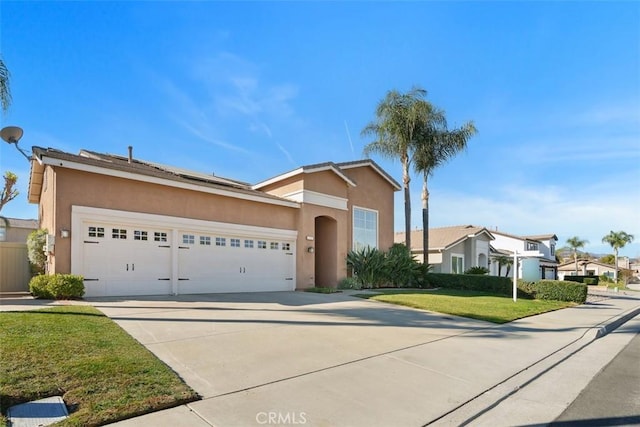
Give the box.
[134,230,148,241]
[526,241,539,251]
[258,240,267,249]
[200,236,211,246]
[353,207,378,250]
[216,237,226,247]
[451,254,464,274]
[182,234,195,244]
[154,232,167,242]
[88,226,105,238]
[112,228,127,239]
[230,238,240,247]
[245,239,254,248]
[550,242,555,256]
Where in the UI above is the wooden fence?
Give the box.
[0,243,31,293]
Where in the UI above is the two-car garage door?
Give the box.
[72,207,297,298]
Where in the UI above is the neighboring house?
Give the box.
[489,230,558,280]
[394,225,494,274]
[557,259,632,281]
[0,217,38,242]
[0,218,38,293]
[27,146,400,297]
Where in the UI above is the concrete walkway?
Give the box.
[3,290,639,426]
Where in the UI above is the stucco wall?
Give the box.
[49,167,299,274]
[343,166,395,252]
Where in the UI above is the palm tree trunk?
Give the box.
[403,158,411,250]
[574,250,578,275]
[614,249,619,282]
[421,173,429,264]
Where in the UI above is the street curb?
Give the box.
[596,304,640,338]
[428,301,640,426]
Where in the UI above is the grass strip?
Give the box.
[355,288,575,323]
[0,306,198,426]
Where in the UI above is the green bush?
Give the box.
[346,247,387,289]
[338,277,361,290]
[424,273,528,296]
[27,229,48,275]
[464,266,489,275]
[29,274,85,299]
[563,275,599,285]
[532,280,587,303]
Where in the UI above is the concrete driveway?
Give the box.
[92,291,640,426]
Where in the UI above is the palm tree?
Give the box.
[362,86,429,250]
[413,111,476,262]
[0,57,11,113]
[566,236,588,275]
[602,231,634,282]
[494,255,513,277]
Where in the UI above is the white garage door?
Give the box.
[72,206,297,297]
[81,223,173,297]
[177,232,295,294]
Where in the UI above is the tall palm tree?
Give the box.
[602,231,634,282]
[413,112,476,262]
[362,87,428,250]
[566,236,588,275]
[0,58,11,113]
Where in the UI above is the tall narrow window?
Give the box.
[451,254,464,274]
[353,207,378,250]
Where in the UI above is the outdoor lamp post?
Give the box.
[1,126,31,161]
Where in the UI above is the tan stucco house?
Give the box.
[27,146,399,297]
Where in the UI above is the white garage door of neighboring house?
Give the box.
[71,206,297,298]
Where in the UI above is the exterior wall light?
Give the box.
[307,246,315,253]
[60,229,70,238]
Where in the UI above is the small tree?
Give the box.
[601,231,634,282]
[566,236,588,275]
[0,171,19,213]
[27,229,48,274]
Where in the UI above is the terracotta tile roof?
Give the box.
[395,225,494,251]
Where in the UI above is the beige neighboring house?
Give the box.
[27,146,400,297]
[395,225,494,274]
[557,259,632,281]
[0,217,38,293]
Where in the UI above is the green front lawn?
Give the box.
[355,288,576,323]
[0,306,198,426]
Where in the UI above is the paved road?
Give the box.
[551,330,640,426]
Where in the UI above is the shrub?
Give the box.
[424,273,526,296]
[338,277,361,290]
[346,247,387,289]
[563,275,599,285]
[29,274,85,299]
[385,243,423,287]
[532,280,587,304]
[464,266,489,275]
[27,229,48,274]
[583,277,598,285]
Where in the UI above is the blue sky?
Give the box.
[1,1,638,257]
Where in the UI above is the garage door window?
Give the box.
[88,226,105,238]
[230,238,240,247]
[154,232,167,242]
[183,234,195,244]
[200,236,211,246]
[112,229,127,239]
[270,242,279,250]
[215,237,226,246]
[134,230,148,241]
[245,239,254,248]
[258,240,267,249]
[282,243,291,251]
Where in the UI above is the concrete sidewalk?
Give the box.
[102,291,640,427]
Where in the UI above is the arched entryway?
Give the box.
[315,216,337,287]
[478,253,487,269]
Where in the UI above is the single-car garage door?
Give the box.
[72,206,297,298]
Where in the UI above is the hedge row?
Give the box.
[29,274,85,299]
[424,273,587,303]
[563,275,599,285]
